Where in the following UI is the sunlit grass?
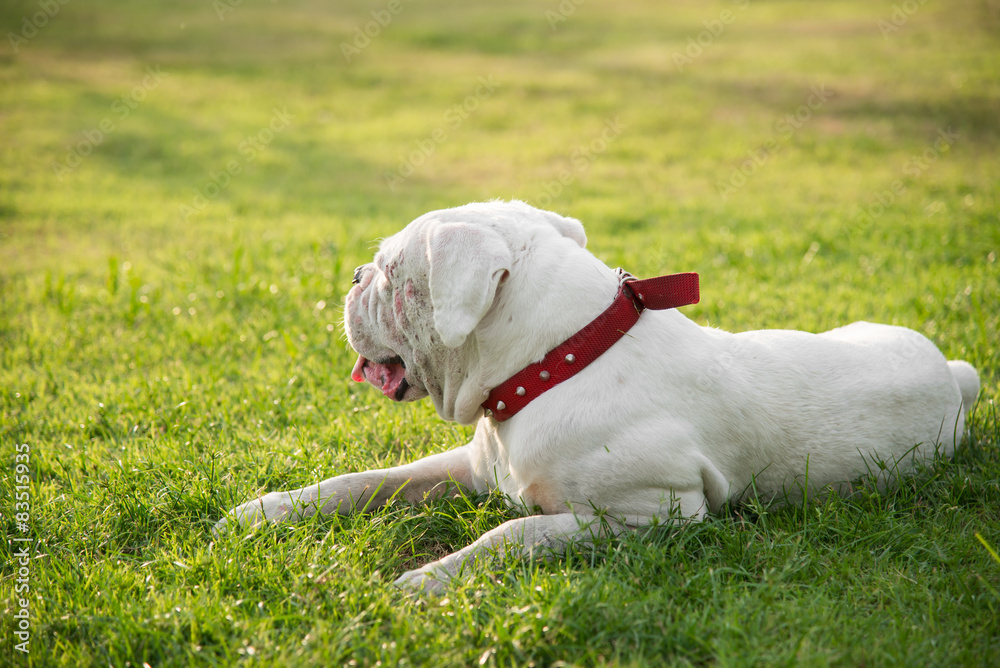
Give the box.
[1,0,998,665]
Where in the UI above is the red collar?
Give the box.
[482,270,699,422]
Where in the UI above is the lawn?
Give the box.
[1,0,999,665]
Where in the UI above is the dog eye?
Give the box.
[352,265,364,285]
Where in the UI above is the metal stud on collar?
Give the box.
[565,354,576,363]
[539,371,551,381]
[516,386,526,396]
[496,401,506,411]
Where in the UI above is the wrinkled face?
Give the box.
[344,235,434,403]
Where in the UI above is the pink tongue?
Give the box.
[351,355,407,398]
[351,355,368,383]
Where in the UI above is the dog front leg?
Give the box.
[394,512,627,594]
[215,444,478,533]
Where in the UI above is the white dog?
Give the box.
[217,200,980,593]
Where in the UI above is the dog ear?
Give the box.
[426,222,512,348]
[539,209,587,248]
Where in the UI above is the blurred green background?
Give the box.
[1,1,998,665]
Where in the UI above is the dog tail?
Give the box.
[948,360,980,411]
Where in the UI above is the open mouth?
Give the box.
[351,354,410,401]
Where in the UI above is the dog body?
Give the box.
[218,201,979,592]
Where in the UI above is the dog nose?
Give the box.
[352,265,364,285]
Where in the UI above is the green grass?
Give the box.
[1,0,999,664]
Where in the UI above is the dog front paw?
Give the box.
[213,491,297,534]
[393,564,452,595]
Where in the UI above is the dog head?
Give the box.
[344,200,588,424]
